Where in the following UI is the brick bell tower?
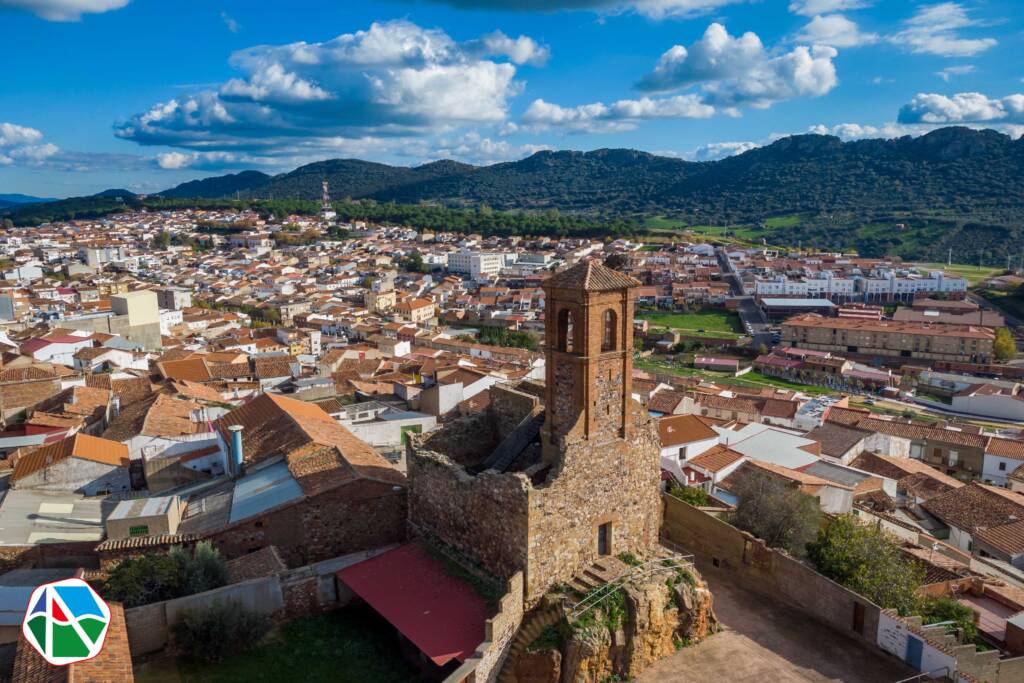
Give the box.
[541,260,640,462]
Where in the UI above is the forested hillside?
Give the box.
[5,126,1023,261]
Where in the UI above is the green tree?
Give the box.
[993,327,1016,361]
[729,474,821,557]
[150,231,172,250]
[186,541,230,595]
[401,251,426,273]
[2,218,13,229]
[919,595,978,641]
[807,515,924,615]
[102,548,188,607]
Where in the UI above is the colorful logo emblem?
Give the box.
[22,578,110,666]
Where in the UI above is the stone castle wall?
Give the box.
[489,384,540,442]
[525,401,662,603]
[407,447,531,582]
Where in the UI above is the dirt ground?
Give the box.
[636,559,917,683]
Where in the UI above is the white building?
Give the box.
[447,249,510,281]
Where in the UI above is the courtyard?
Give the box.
[637,559,917,683]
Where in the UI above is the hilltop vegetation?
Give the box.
[4,127,1023,261]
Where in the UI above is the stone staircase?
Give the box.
[482,406,545,473]
[496,604,564,683]
[569,556,630,597]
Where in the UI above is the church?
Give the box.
[407,259,663,605]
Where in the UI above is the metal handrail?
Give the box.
[569,555,694,620]
[893,667,950,683]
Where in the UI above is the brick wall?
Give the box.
[124,601,168,657]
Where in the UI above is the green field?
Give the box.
[913,262,1004,287]
[135,609,416,683]
[638,309,743,338]
[644,215,686,229]
[634,357,834,396]
[763,214,803,228]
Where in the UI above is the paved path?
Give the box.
[636,560,916,683]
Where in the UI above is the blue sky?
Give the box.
[1,0,1021,197]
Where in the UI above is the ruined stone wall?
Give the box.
[211,479,406,567]
[420,414,499,467]
[489,384,539,442]
[407,448,531,582]
[448,571,525,683]
[525,404,662,603]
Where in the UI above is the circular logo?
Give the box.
[22,578,111,666]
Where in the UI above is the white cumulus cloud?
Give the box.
[522,95,715,133]
[0,0,128,21]
[0,122,59,166]
[636,23,838,108]
[425,0,743,20]
[937,65,975,82]
[889,2,996,57]
[690,140,759,160]
[797,14,878,48]
[116,20,542,156]
[897,92,1024,124]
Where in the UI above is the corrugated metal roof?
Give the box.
[228,461,304,524]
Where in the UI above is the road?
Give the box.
[636,559,916,683]
[716,247,774,348]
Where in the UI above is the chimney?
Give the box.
[228,424,244,476]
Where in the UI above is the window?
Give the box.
[557,309,575,353]
[128,525,149,537]
[602,309,617,351]
[948,451,959,468]
[999,462,1007,471]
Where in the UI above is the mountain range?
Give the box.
[0,193,57,209]
[4,127,1022,260]
[154,126,1024,226]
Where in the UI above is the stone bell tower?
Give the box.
[541,260,639,462]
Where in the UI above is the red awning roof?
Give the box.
[336,543,490,667]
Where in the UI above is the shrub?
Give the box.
[102,549,189,608]
[920,595,978,641]
[669,484,710,507]
[102,541,228,608]
[172,599,271,663]
[187,541,230,595]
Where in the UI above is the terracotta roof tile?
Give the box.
[12,433,129,482]
[544,260,640,291]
